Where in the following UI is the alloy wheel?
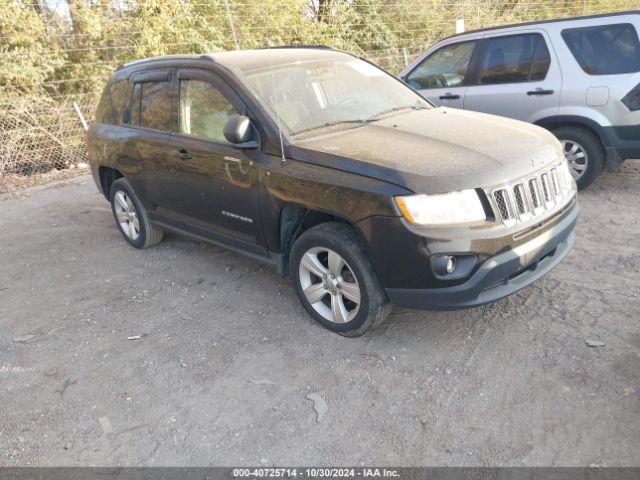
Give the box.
[114,190,140,240]
[298,247,361,323]
[561,139,589,180]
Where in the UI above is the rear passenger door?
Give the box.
[463,31,561,122]
[403,40,481,109]
[121,69,174,210]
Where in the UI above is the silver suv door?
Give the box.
[464,30,561,122]
[402,40,481,109]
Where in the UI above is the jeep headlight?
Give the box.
[395,189,486,226]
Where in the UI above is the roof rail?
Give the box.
[444,9,640,40]
[259,44,333,50]
[117,54,210,71]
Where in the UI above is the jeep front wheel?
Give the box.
[290,222,391,336]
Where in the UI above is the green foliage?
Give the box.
[4,0,634,98]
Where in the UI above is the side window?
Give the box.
[130,82,141,126]
[110,80,131,125]
[479,34,550,85]
[406,41,477,89]
[179,79,238,143]
[562,23,640,75]
[128,80,171,131]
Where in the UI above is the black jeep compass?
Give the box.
[88,47,578,336]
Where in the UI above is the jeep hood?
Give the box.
[290,108,564,193]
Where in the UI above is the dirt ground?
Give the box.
[1,164,639,467]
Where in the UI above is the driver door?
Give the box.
[404,39,482,109]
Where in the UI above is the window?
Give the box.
[406,41,477,89]
[562,23,640,75]
[128,80,172,131]
[110,81,131,125]
[479,34,550,85]
[241,59,429,137]
[179,80,238,142]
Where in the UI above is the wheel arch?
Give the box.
[98,165,124,200]
[534,115,611,148]
[276,204,363,277]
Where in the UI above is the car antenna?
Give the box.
[266,41,287,164]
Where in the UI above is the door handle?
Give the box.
[527,89,554,96]
[439,93,461,100]
[174,149,192,160]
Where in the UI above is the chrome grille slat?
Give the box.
[486,161,575,226]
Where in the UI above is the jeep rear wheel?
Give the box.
[109,178,163,249]
[290,222,391,336]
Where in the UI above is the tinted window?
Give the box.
[130,82,141,126]
[407,41,476,89]
[140,81,172,130]
[179,80,237,142]
[110,80,130,125]
[127,80,172,130]
[480,34,550,85]
[562,23,640,75]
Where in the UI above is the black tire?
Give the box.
[109,178,163,249]
[552,126,605,190]
[290,222,392,337]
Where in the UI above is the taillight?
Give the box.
[622,83,640,111]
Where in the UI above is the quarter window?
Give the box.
[562,23,640,75]
[179,79,237,143]
[479,34,550,85]
[129,80,172,131]
[406,41,477,89]
[110,80,131,125]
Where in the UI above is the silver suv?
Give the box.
[400,11,640,189]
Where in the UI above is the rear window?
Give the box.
[110,80,130,125]
[129,80,172,131]
[562,23,640,75]
[479,33,551,85]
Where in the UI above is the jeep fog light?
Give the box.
[433,255,456,275]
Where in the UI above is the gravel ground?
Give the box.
[1,164,639,467]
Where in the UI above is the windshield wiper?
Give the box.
[366,103,429,122]
[292,118,371,137]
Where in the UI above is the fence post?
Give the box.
[224,0,240,50]
[402,47,408,67]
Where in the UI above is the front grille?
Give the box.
[486,160,575,226]
[493,189,511,220]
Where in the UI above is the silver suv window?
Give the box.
[406,41,477,89]
[479,34,551,85]
[562,23,640,75]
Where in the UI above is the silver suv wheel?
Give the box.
[298,247,361,323]
[561,139,589,180]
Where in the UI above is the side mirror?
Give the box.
[223,114,258,149]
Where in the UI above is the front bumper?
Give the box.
[386,202,578,310]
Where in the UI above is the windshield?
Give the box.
[238,57,431,137]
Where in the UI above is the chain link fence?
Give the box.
[1,0,637,189]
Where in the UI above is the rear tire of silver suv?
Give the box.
[552,126,605,191]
